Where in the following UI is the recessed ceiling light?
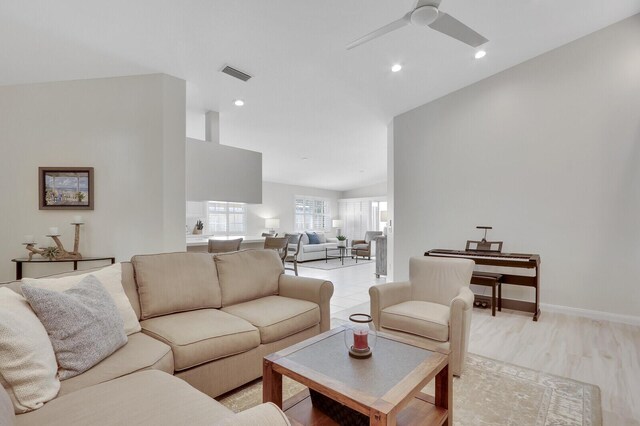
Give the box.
[301,157,308,161]
[391,64,402,73]
[474,50,486,59]
[234,99,244,106]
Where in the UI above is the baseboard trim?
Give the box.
[541,303,640,326]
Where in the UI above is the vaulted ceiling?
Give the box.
[1,1,639,190]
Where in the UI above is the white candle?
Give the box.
[49,227,59,235]
[73,215,83,223]
[24,235,34,243]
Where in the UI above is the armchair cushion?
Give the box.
[380,301,449,342]
[352,244,369,250]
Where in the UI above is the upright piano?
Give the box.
[425,249,541,321]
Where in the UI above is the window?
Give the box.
[294,197,330,231]
[207,201,246,236]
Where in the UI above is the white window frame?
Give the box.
[294,196,331,231]
[206,201,247,237]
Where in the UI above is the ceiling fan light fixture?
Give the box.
[410,6,439,26]
[391,64,402,72]
[474,50,487,59]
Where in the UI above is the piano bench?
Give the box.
[471,273,503,317]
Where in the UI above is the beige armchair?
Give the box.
[369,256,474,376]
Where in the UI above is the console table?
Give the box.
[11,257,116,280]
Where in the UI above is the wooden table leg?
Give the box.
[263,359,283,408]
[16,262,22,280]
[491,282,496,317]
[498,282,502,311]
[435,363,452,426]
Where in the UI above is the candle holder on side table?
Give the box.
[22,222,84,261]
[344,313,376,359]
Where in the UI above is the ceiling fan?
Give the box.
[346,0,488,50]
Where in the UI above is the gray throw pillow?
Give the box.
[22,275,128,380]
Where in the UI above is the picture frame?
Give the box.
[39,167,94,210]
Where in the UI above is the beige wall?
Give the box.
[391,15,640,318]
[0,74,186,280]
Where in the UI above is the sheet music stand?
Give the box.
[466,226,503,252]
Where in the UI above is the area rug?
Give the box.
[299,258,373,270]
[217,353,601,426]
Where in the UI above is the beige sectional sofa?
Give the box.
[0,249,334,425]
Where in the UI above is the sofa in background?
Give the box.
[294,231,338,262]
[1,249,334,425]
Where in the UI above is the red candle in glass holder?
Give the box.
[353,329,369,350]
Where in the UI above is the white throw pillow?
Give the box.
[315,232,327,243]
[0,288,60,413]
[22,263,141,335]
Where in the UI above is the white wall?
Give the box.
[0,74,186,280]
[247,182,341,236]
[392,15,640,317]
[186,137,262,204]
[341,182,387,199]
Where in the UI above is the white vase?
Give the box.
[338,241,346,247]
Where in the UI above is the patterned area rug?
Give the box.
[299,258,373,270]
[217,353,601,425]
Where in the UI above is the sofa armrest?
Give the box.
[278,275,334,332]
[0,385,15,426]
[449,286,474,376]
[216,402,290,426]
[368,281,412,330]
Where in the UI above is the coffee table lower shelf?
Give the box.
[283,389,448,426]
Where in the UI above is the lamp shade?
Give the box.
[379,211,388,222]
[265,218,280,229]
[332,219,343,228]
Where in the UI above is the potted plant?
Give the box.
[337,235,347,247]
[193,219,204,235]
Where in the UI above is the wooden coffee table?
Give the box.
[263,327,451,425]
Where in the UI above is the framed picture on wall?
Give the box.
[39,167,94,210]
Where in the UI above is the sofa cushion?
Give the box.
[14,370,235,426]
[141,309,260,371]
[22,276,128,380]
[303,243,328,253]
[132,252,222,319]
[214,250,283,307]
[222,296,320,344]
[380,301,450,342]
[22,263,141,335]
[58,332,173,396]
[0,288,59,414]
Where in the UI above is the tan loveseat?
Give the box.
[1,249,334,425]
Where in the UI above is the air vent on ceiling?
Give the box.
[221,65,252,82]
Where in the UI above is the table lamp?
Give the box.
[265,218,280,235]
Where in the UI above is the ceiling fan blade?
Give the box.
[428,12,488,47]
[415,0,441,8]
[346,13,411,50]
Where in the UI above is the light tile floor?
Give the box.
[294,260,640,425]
